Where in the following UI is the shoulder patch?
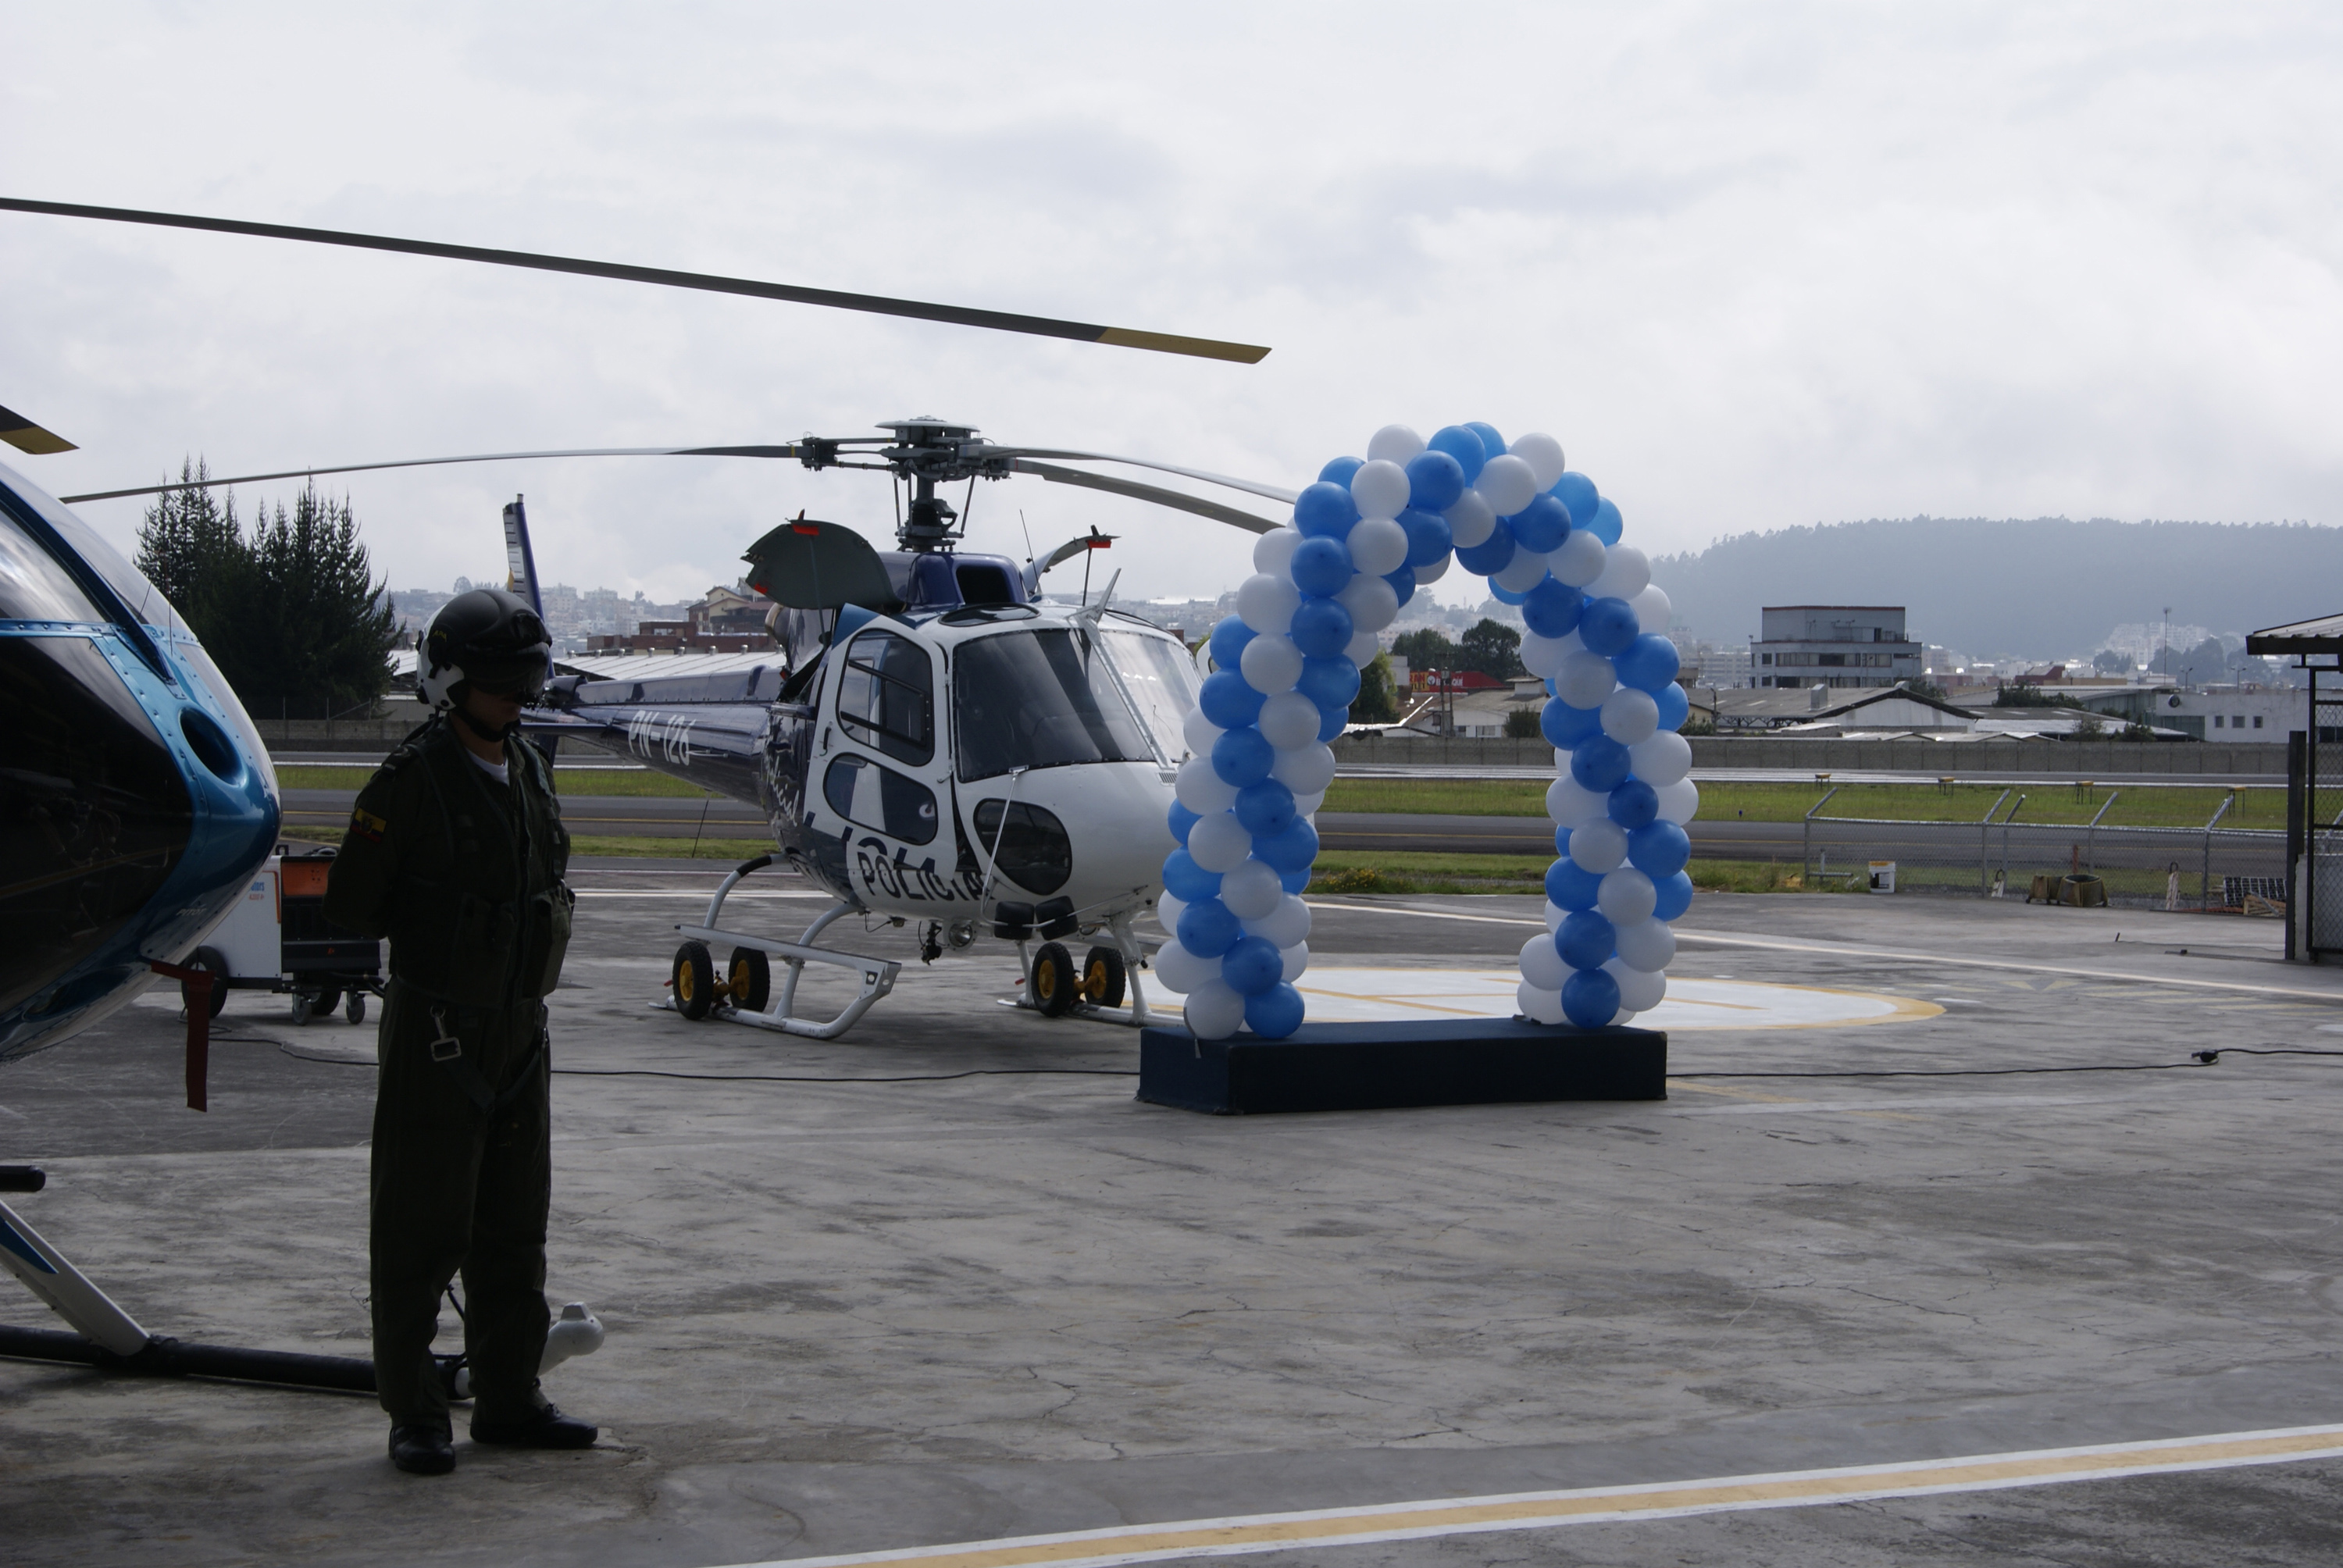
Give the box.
[349,807,388,843]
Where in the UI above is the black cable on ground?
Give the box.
[1676,1047,2343,1080]
[551,1067,1139,1085]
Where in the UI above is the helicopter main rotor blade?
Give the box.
[994,447,1298,505]
[1011,459,1278,534]
[0,198,1272,365]
[58,444,807,504]
[0,403,77,455]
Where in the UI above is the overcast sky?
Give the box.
[5,3,2338,617]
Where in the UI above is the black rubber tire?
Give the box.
[672,941,715,1020]
[309,988,342,1020]
[728,947,772,1013]
[1081,946,1127,1008]
[184,946,230,1019]
[289,990,312,1027]
[1030,942,1077,1017]
[346,991,367,1025]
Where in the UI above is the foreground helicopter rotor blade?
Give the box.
[0,198,1272,365]
[1010,459,1278,534]
[0,402,77,454]
[58,444,807,504]
[997,447,1299,505]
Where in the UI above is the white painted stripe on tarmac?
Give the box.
[709,1424,2343,1568]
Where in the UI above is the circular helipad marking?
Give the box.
[1142,970,1941,1031]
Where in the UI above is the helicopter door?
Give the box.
[815,625,971,911]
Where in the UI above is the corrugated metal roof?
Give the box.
[554,650,790,684]
[2247,613,2343,656]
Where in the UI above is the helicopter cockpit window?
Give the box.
[822,754,939,846]
[953,627,1153,782]
[836,629,933,765]
[0,504,108,625]
[1099,628,1202,763]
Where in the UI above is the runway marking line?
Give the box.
[724,1424,2343,1568]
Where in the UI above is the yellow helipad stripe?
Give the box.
[726,1424,2343,1568]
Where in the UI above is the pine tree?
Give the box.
[134,457,245,634]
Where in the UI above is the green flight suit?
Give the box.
[324,713,575,1431]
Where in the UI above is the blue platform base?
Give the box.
[1137,1017,1667,1115]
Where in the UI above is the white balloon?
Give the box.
[1271,742,1338,794]
[1543,900,1567,935]
[1493,549,1549,593]
[1279,942,1309,983]
[1243,893,1311,948]
[1336,573,1400,633]
[1257,690,1320,749]
[1252,526,1302,578]
[1345,515,1410,576]
[1548,529,1607,587]
[1412,551,1451,584]
[1518,630,1571,678]
[1445,489,1496,548]
[1175,755,1239,814]
[1518,931,1569,992]
[1157,885,1187,924]
[1367,424,1425,462]
[1236,573,1300,635]
[1182,978,1246,1039]
[1345,628,1382,666]
[1472,454,1539,517]
[1631,584,1672,633]
[1151,938,1207,993]
[1613,916,1677,972]
[1604,957,1667,1013]
[1570,821,1628,874]
[1510,432,1567,490]
[1612,1008,1637,1028]
[1349,460,1410,521]
[1546,775,1609,827]
[1589,543,1649,601]
[1628,729,1692,787]
[1218,857,1285,920]
[1187,810,1254,872]
[1290,789,1326,817]
[1516,980,1567,1025]
[1240,633,1304,694]
[1182,705,1223,760]
[1597,867,1658,925]
[1654,777,1699,825]
[1557,650,1618,710]
[1599,687,1660,745]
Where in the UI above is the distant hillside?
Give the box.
[1649,518,2342,658]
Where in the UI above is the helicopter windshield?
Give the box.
[1098,627,1200,764]
[953,627,1152,782]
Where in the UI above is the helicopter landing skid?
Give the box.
[656,922,900,1040]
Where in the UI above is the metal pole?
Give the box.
[2286,727,2306,960]
[2083,789,2120,873]
[1979,787,2011,895]
[2202,789,2234,911]
[2001,793,2027,892]
[1804,786,1838,888]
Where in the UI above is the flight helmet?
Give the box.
[419,587,551,711]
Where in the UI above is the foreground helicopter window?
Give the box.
[1100,627,1202,763]
[837,629,933,765]
[970,799,1072,896]
[822,754,939,846]
[953,628,1152,782]
[0,504,109,625]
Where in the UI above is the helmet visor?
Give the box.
[459,648,551,700]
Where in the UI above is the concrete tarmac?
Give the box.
[4,875,2342,1564]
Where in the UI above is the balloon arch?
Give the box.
[1150,422,1696,1039]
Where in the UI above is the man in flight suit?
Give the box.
[326,587,590,1475]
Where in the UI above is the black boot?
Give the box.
[389,1422,455,1475]
[470,1402,597,1449]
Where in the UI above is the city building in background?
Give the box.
[1750,606,1924,690]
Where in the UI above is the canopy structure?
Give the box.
[740,519,900,611]
[2248,613,2343,661]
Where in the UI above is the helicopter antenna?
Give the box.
[1017,509,1035,563]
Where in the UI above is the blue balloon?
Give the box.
[1212,725,1275,786]
[1167,800,1201,844]
[1557,909,1617,971]
[1614,633,1681,693]
[1628,820,1691,878]
[1244,982,1306,1039]
[1465,422,1507,459]
[1385,565,1416,608]
[1220,934,1284,996]
[1545,857,1603,911]
[1504,494,1571,554]
[1653,681,1690,732]
[1318,454,1365,487]
[1296,654,1360,710]
[1162,848,1222,902]
[1289,594,1354,658]
[1316,702,1349,743]
[1398,507,1453,567]
[1428,424,1487,483]
[1571,734,1632,793]
[1653,870,1695,921]
[1579,597,1640,657]
[1541,699,1603,747]
[1255,816,1320,872]
[1589,497,1624,546]
[1549,472,1600,529]
[1563,968,1622,1028]
[1551,821,1571,857]
[1176,897,1243,959]
[1489,579,1531,606]
[1608,779,1659,829]
[1279,866,1313,895]
[1404,449,1467,513]
[1234,777,1297,837]
[1199,668,1267,729]
[1453,529,1516,576]
[1207,615,1257,670]
[1290,536,1354,597]
[1521,578,1585,640]
[1293,480,1360,540]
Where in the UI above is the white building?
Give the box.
[1750,606,1925,690]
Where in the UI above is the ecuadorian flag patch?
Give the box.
[350,808,387,843]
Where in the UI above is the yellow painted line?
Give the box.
[720,1424,2343,1568]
